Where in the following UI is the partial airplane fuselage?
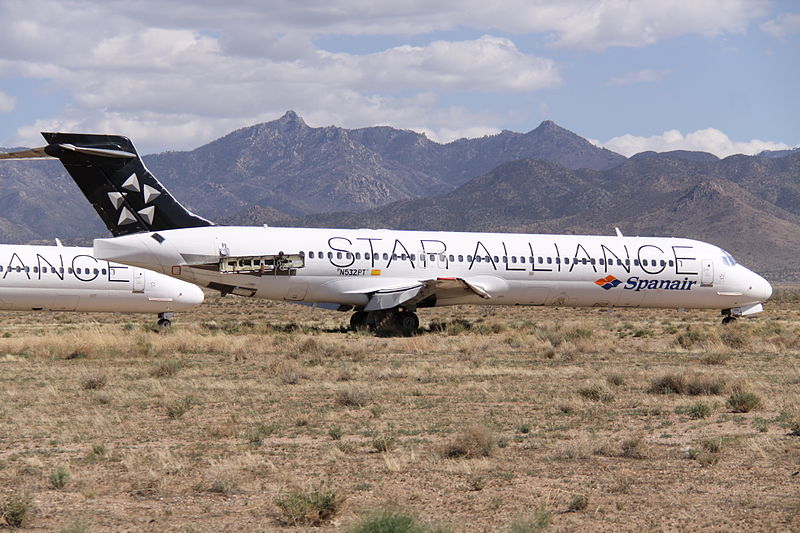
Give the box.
[0,243,204,314]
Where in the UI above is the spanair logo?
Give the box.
[595,275,621,290]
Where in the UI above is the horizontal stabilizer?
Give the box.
[0,147,52,160]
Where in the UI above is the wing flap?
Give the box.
[363,277,493,311]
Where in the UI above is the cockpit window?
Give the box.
[720,249,737,266]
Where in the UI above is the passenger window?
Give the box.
[458,255,464,262]
[547,257,553,264]
[660,260,666,266]
[410,254,416,261]
[309,251,314,259]
[102,269,107,275]
[33,267,39,273]
[493,256,499,263]
[511,256,516,264]
[502,256,507,263]
[634,259,639,266]
[383,253,389,260]
[669,260,674,267]
[327,252,333,259]
[564,258,570,265]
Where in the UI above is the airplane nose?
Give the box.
[746,273,772,302]
[180,284,205,306]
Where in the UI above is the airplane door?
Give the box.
[701,260,714,287]
[133,268,145,293]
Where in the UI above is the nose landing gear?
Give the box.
[350,308,419,336]
[157,312,173,328]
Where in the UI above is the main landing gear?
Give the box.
[350,308,419,336]
[721,316,737,325]
[157,312,173,328]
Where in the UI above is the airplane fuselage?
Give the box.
[94,226,772,313]
[0,244,204,313]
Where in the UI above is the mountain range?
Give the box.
[1,112,798,279]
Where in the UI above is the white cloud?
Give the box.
[600,128,794,157]
[608,69,673,86]
[0,0,779,151]
[0,90,14,112]
[760,12,800,39]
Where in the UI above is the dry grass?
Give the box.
[0,291,798,531]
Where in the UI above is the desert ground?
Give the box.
[0,289,798,532]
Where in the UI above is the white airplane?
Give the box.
[2,133,773,334]
[0,242,204,326]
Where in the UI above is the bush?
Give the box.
[680,401,712,419]
[274,484,344,526]
[336,386,373,408]
[50,466,71,489]
[150,359,185,378]
[727,388,761,412]
[577,383,614,403]
[508,508,552,532]
[567,494,589,512]
[620,437,648,459]
[348,506,436,533]
[80,373,107,390]
[1,492,37,528]
[441,425,495,459]
[648,373,726,396]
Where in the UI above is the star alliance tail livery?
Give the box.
[3,133,772,334]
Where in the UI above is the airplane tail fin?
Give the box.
[39,132,213,236]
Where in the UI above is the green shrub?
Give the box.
[50,466,71,489]
[348,506,434,533]
[677,401,712,419]
[727,388,761,412]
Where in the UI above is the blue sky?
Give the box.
[0,0,797,155]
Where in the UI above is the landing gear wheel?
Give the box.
[396,311,419,336]
[158,318,172,328]
[721,316,736,325]
[350,311,369,331]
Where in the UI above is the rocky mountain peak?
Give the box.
[274,110,308,130]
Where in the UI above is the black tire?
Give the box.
[397,311,419,335]
[350,311,369,331]
[721,316,736,325]
[158,318,172,328]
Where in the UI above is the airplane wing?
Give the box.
[361,277,493,311]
